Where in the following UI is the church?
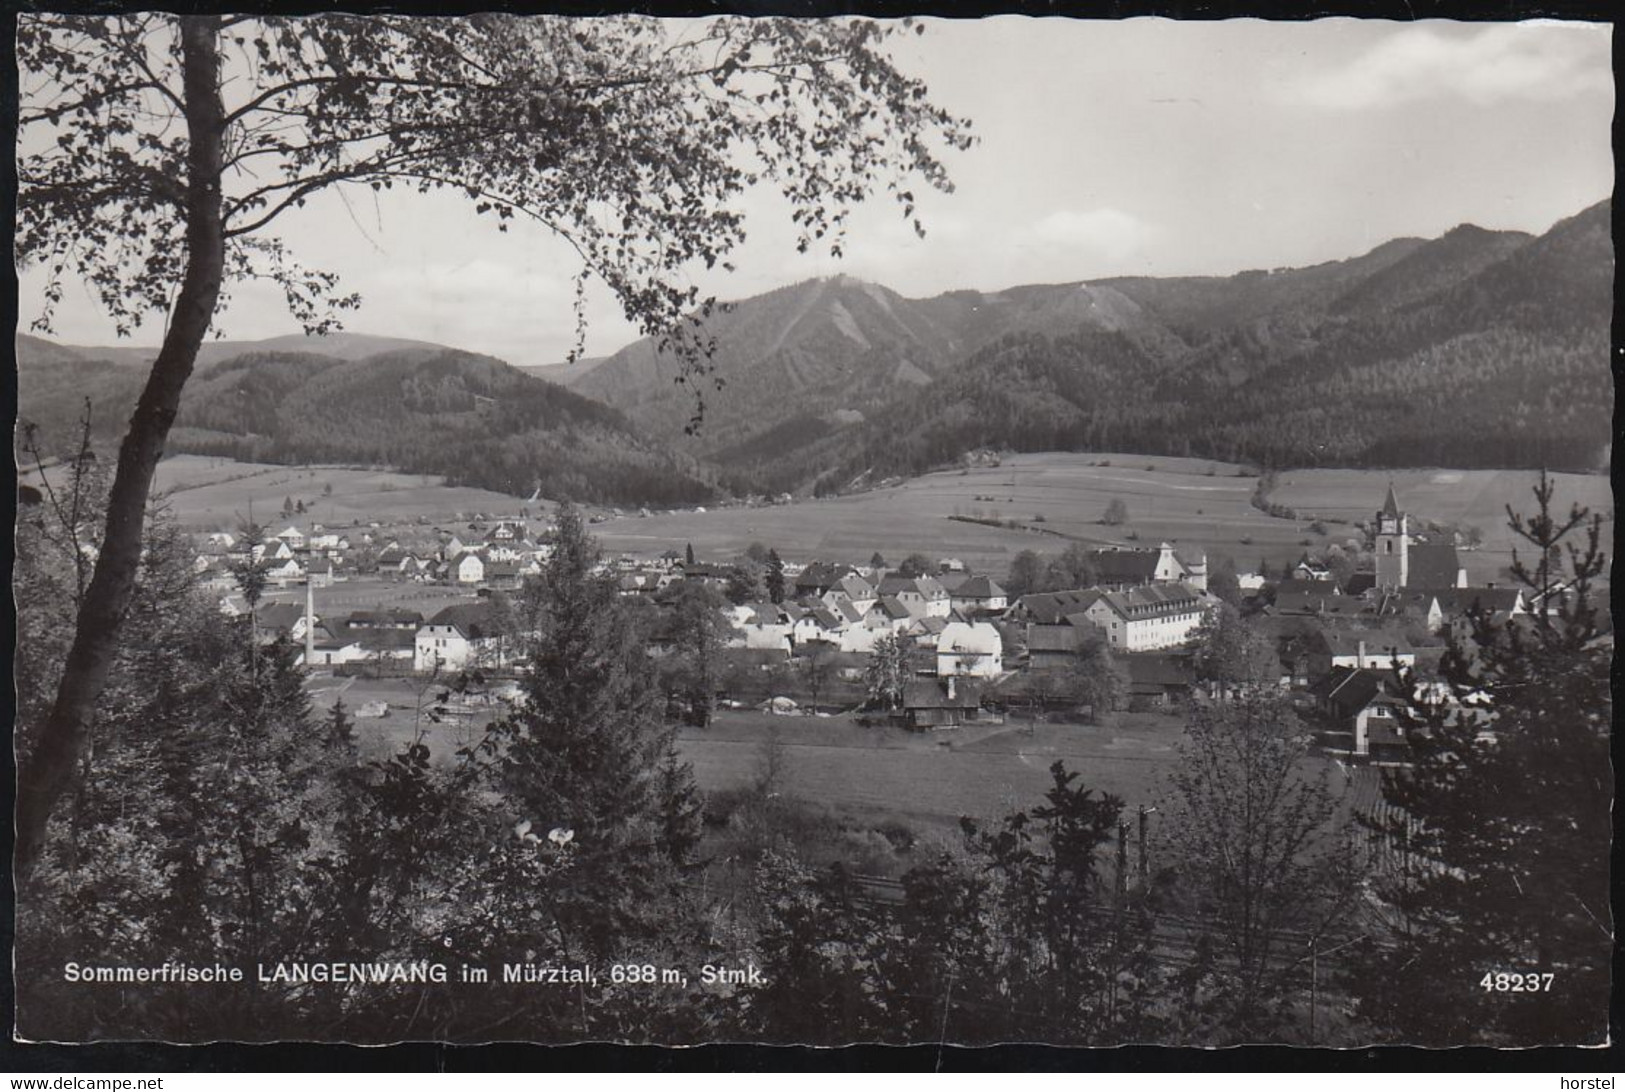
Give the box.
[1374,484,1467,592]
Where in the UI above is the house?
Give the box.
[483,561,522,590]
[1026,623,1094,670]
[901,676,985,730]
[1280,627,1415,686]
[793,606,845,647]
[254,602,311,642]
[793,561,855,598]
[1312,667,1410,759]
[863,596,914,634]
[266,557,305,586]
[1007,589,1101,625]
[1090,542,1207,592]
[1124,653,1196,707]
[949,575,1008,616]
[936,621,1003,678]
[454,551,486,584]
[875,573,952,618]
[274,525,307,549]
[414,602,509,671]
[905,614,951,648]
[824,573,878,615]
[731,602,796,654]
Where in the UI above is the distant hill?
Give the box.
[811,200,1612,490]
[14,330,456,370]
[17,344,714,506]
[517,356,607,387]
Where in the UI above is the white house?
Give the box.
[414,603,507,671]
[454,552,486,584]
[876,574,951,619]
[936,621,1004,678]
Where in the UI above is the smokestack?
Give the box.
[946,675,956,701]
[305,575,316,669]
[1357,639,1366,668]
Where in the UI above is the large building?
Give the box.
[1375,485,1467,592]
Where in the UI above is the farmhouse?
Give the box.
[454,551,486,584]
[1312,666,1409,759]
[949,575,1008,616]
[414,602,509,671]
[876,573,951,618]
[936,621,1003,678]
[901,676,985,730]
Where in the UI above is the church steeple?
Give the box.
[1375,484,1409,590]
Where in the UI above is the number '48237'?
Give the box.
[1480,972,1554,992]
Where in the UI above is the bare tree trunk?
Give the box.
[15,16,226,883]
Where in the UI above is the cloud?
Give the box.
[1298,23,1611,111]
[1024,207,1159,266]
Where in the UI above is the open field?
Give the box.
[306,689,1363,839]
[592,452,1611,579]
[259,575,480,616]
[145,455,537,530]
[140,452,1611,586]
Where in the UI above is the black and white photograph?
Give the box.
[11,10,1614,1052]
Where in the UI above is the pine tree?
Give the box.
[1346,473,1610,1046]
[766,549,786,605]
[493,502,701,958]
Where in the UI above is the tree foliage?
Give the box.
[1346,473,1611,1046]
[14,10,971,882]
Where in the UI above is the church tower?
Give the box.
[1374,484,1409,590]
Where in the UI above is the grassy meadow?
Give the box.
[592,452,1610,578]
[147,454,536,530]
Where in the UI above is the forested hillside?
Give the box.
[18,347,714,506]
[800,200,1611,490]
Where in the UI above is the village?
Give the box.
[185,483,1568,768]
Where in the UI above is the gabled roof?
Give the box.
[951,575,1007,600]
[1090,549,1161,584]
[1273,592,1370,617]
[1276,577,1342,598]
[425,602,501,640]
[1027,624,1087,653]
[1407,543,1464,590]
[877,573,948,598]
[794,561,851,590]
[1313,665,1405,716]
[902,677,983,711]
[1321,629,1413,658]
[1014,589,1104,625]
[875,596,912,620]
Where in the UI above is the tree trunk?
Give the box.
[15,16,226,884]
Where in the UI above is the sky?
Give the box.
[15,17,1614,366]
